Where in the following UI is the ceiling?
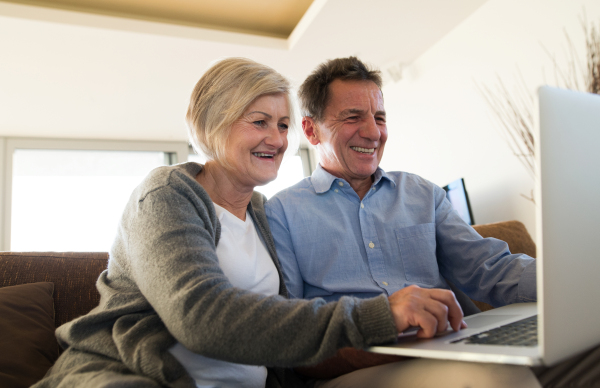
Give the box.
[1,0,313,37]
[0,0,489,143]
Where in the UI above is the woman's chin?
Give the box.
[253,174,278,188]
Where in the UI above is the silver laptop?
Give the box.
[369,86,600,367]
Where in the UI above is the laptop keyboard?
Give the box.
[451,315,538,346]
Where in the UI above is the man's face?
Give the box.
[305,79,387,184]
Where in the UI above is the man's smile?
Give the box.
[350,146,375,154]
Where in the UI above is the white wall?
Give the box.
[379,0,600,240]
[0,0,486,143]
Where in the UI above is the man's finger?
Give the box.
[428,289,464,332]
[414,311,438,338]
[422,300,450,333]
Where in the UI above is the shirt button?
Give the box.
[368,242,375,248]
[338,182,344,187]
[382,281,389,286]
[360,203,364,208]
[334,189,338,193]
[372,187,376,191]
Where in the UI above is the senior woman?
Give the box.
[32,58,452,388]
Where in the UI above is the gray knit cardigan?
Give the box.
[33,162,397,388]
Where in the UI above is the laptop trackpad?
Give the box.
[464,314,520,329]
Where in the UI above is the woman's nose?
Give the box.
[265,125,285,149]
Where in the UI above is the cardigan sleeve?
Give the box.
[123,173,397,368]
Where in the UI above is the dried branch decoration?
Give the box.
[477,73,535,179]
[478,16,600,183]
[584,19,600,93]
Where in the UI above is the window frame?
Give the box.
[1,137,188,251]
[298,146,316,178]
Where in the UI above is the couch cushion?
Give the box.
[472,220,536,258]
[0,282,58,388]
[470,220,537,311]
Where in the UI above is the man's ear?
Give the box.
[302,117,320,146]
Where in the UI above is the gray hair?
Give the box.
[298,56,382,122]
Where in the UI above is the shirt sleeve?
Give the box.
[264,196,305,299]
[433,186,537,307]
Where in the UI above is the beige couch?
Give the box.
[0,221,536,388]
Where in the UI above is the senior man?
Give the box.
[267,56,535,320]
[265,57,599,387]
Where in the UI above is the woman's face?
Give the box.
[224,93,290,189]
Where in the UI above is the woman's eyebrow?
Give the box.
[247,112,290,121]
[246,111,272,119]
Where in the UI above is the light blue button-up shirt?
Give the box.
[265,165,536,308]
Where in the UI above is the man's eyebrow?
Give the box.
[337,109,386,117]
[337,108,364,117]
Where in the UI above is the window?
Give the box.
[2,139,187,251]
[1,138,314,251]
[11,149,169,251]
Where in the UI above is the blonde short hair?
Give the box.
[186,57,297,166]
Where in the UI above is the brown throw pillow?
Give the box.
[0,282,58,388]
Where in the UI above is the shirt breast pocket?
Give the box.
[395,223,438,283]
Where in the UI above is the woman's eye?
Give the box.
[278,123,289,131]
[253,120,266,126]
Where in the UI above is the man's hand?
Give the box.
[388,285,467,338]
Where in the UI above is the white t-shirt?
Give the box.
[169,204,280,388]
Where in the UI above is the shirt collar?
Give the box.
[311,164,396,194]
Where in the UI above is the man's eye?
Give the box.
[376,117,386,123]
[347,116,359,121]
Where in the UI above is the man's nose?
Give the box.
[360,116,381,140]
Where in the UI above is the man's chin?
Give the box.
[350,165,379,179]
